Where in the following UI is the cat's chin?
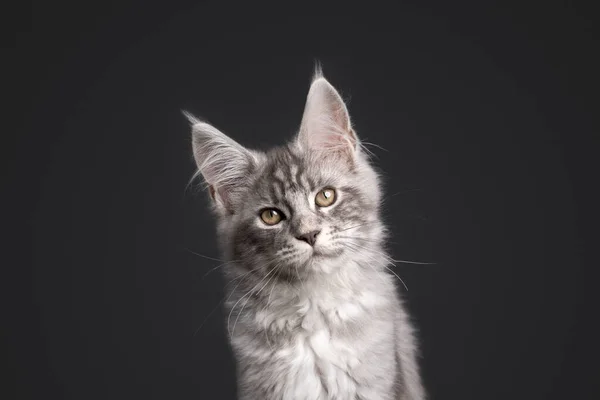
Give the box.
[314,245,347,258]
[280,246,346,278]
[297,248,346,274]
[305,246,339,261]
[311,248,327,257]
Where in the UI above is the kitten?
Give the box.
[187,70,426,400]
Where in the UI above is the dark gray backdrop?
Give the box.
[5,1,598,399]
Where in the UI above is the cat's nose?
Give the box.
[296,230,321,246]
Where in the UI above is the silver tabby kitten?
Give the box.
[187,70,426,400]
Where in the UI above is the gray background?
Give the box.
[6,1,598,399]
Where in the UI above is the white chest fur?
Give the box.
[239,288,391,400]
[275,302,360,399]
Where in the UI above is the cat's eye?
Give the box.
[315,188,336,207]
[260,209,283,225]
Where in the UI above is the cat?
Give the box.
[186,68,426,400]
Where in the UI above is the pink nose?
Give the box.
[296,230,321,246]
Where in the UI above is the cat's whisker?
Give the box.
[255,264,283,297]
[357,143,378,158]
[193,296,225,337]
[228,263,281,337]
[185,247,228,263]
[227,291,256,338]
[202,259,242,278]
[360,140,389,152]
[341,243,397,289]
[263,289,275,351]
[197,255,284,337]
[267,268,282,308]
[391,259,436,265]
[343,241,393,261]
[337,221,378,233]
[231,294,253,339]
[232,263,282,337]
[265,264,284,350]
[194,268,256,337]
[336,235,380,243]
[337,235,400,246]
[342,243,409,292]
[183,170,204,197]
[227,278,267,337]
[383,265,409,292]
[294,264,305,291]
[348,241,435,266]
[224,269,255,292]
[389,188,422,197]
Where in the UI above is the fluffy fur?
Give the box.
[187,70,426,399]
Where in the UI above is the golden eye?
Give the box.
[260,209,283,225]
[315,188,336,207]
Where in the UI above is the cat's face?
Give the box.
[188,72,383,278]
[226,143,381,278]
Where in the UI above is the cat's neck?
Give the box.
[226,255,395,305]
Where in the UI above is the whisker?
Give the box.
[231,263,281,337]
[337,235,400,246]
[361,141,389,152]
[193,296,225,336]
[194,268,255,337]
[346,241,435,266]
[382,264,409,292]
[389,188,422,197]
[337,221,378,233]
[255,265,282,297]
[293,263,305,290]
[342,243,399,289]
[267,268,282,308]
[342,243,409,292]
[264,268,281,351]
[336,235,381,243]
[391,259,436,265]
[227,264,280,337]
[231,295,253,339]
[185,248,226,262]
[202,259,241,278]
[358,143,378,158]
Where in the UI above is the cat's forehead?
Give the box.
[250,144,350,200]
[257,145,315,192]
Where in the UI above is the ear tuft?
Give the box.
[182,110,201,126]
[186,111,255,213]
[297,73,357,161]
[312,60,324,83]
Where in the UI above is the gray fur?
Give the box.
[188,71,426,399]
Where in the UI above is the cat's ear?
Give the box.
[297,73,358,161]
[184,111,256,213]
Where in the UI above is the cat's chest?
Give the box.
[277,324,361,399]
[258,289,380,335]
[253,296,376,399]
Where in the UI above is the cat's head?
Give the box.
[187,71,384,279]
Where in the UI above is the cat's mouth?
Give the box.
[291,244,340,266]
[310,246,338,259]
[311,248,326,257]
